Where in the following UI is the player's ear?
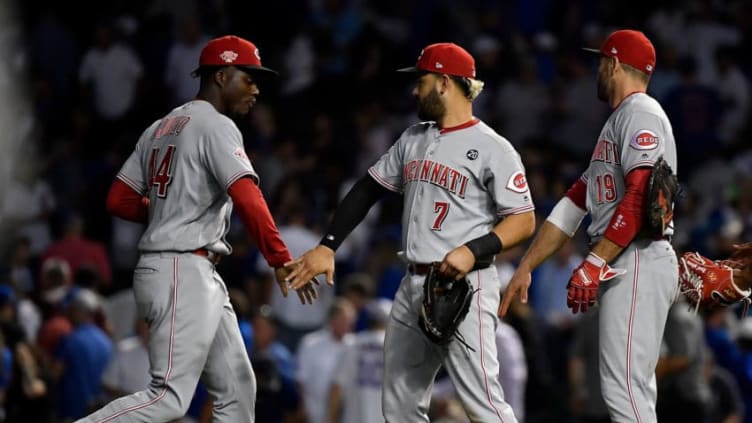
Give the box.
[214,68,228,87]
[440,74,451,95]
[610,56,620,75]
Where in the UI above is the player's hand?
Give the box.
[285,245,336,290]
[566,252,625,314]
[498,267,532,317]
[439,245,475,281]
[274,266,293,298]
[274,266,319,305]
[295,280,319,305]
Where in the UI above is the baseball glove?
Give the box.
[678,251,752,313]
[643,157,679,238]
[418,263,475,350]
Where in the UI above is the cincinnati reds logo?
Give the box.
[254,48,261,61]
[466,149,479,160]
[630,130,659,150]
[220,50,239,63]
[506,171,528,193]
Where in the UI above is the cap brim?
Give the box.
[237,65,279,76]
[191,65,279,78]
[396,66,421,73]
[581,47,601,55]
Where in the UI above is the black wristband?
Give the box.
[320,234,341,252]
[464,233,503,259]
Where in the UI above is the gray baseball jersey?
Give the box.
[117,100,258,255]
[584,93,677,240]
[369,119,534,263]
[584,93,679,422]
[79,99,258,423]
[371,119,532,422]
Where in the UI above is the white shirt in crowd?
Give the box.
[164,35,210,106]
[1,177,56,255]
[332,329,386,423]
[79,43,143,120]
[102,336,150,394]
[296,328,353,423]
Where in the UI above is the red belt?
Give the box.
[193,248,223,265]
[408,263,432,275]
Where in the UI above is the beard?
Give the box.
[417,89,446,122]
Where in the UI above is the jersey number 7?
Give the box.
[432,201,450,230]
[148,145,176,198]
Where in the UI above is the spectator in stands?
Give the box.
[41,214,111,288]
[328,298,391,423]
[296,298,356,423]
[52,288,112,420]
[656,297,711,423]
[101,318,149,398]
[251,305,299,423]
[0,159,56,256]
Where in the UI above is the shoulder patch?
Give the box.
[506,171,529,193]
[233,147,250,162]
[630,129,659,150]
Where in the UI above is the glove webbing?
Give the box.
[453,287,480,353]
[680,268,752,316]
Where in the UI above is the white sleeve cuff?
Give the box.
[546,197,587,237]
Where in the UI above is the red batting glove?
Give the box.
[567,252,626,314]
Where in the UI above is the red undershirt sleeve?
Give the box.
[106,179,149,223]
[603,167,652,247]
[565,177,587,210]
[228,177,292,268]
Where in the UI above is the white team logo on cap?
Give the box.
[254,48,261,61]
[611,47,618,54]
[220,50,238,63]
[506,171,529,193]
[435,62,444,69]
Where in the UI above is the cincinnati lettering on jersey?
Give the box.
[154,116,191,139]
[591,139,621,164]
[403,159,469,198]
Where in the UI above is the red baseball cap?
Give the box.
[583,29,656,75]
[397,42,476,78]
[192,35,278,77]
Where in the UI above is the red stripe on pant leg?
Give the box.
[476,272,505,422]
[94,257,180,423]
[626,250,642,423]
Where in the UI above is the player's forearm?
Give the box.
[106,179,149,223]
[319,174,388,251]
[603,167,651,247]
[517,221,571,271]
[228,177,292,267]
[491,210,536,250]
[589,238,624,264]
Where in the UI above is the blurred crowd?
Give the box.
[0,0,751,422]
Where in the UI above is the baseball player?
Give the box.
[77,35,317,423]
[500,30,678,422]
[287,42,536,422]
